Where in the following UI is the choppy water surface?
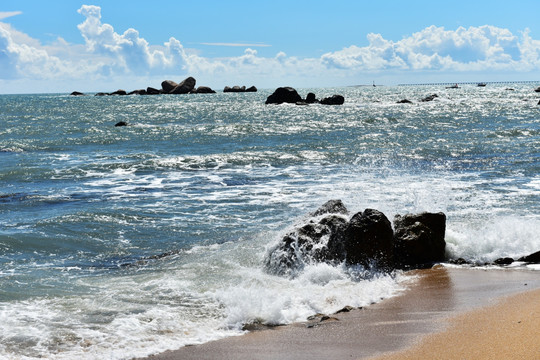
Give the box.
[1,85,539,359]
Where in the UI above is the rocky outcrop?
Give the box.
[170,77,196,94]
[534,87,540,93]
[265,87,303,104]
[224,85,257,93]
[70,91,85,96]
[114,121,128,127]
[393,212,446,268]
[146,87,162,95]
[320,95,345,105]
[264,200,447,276]
[420,94,438,102]
[161,80,178,93]
[192,86,216,94]
[128,89,146,95]
[110,89,127,96]
[518,250,540,263]
[305,93,318,104]
[397,99,413,104]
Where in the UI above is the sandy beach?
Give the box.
[142,266,540,360]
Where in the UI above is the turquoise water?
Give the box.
[1,85,539,359]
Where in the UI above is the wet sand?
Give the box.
[141,266,540,360]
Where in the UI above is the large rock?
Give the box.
[320,95,345,105]
[393,212,446,268]
[265,87,303,104]
[161,80,178,93]
[192,86,216,94]
[305,93,318,104]
[70,91,85,96]
[110,89,127,96]
[146,87,161,95]
[311,199,348,217]
[534,87,540,93]
[245,86,257,92]
[518,250,540,263]
[397,99,413,104]
[170,77,196,94]
[345,209,394,270]
[128,89,146,95]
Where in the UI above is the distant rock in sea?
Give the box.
[224,85,257,93]
[320,95,345,105]
[114,121,128,127]
[70,91,85,96]
[397,99,413,104]
[265,87,303,104]
[169,77,196,94]
[420,94,438,102]
[534,86,540,93]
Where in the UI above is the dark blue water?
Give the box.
[1,85,539,359]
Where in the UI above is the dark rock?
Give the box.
[494,257,514,265]
[264,214,349,276]
[305,93,318,104]
[518,250,540,263]
[128,89,146,95]
[447,257,469,265]
[335,305,354,314]
[70,91,85,96]
[245,86,257,92]
[170,77,196,94]
[320,95,345,105]
[95,92,108,96]
[393,212,446,268]
[223,86,232,92]
[110,89,127,96]
[192,86,216,94]
[311,199,348,217]
[505,88,515,91]
[537,100,540,105]
[161,80,178,93]
[146,87,161,95]
[114,121,128,127]
[534,87,540,93]
[420,94,438,102]
[224,85,246,93]
[345,209,394,270]
[397,99,413,104]
[265,87,303,104]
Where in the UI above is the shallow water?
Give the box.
[0,85,539,359]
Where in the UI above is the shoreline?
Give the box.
[141,266,540,360]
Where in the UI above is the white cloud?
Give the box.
[321,25,539,73]
[0,11,22,20]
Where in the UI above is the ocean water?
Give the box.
[0,85,539,359]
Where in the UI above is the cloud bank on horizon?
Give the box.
[1,5,540,92]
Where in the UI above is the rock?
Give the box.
[70,91,85,96]
[537,100,540,105]
[447,257,469,265]
[518,250,540,263]
[393,212,446,268]
[345,209,394,270]
[95,92,108,96]
[161,80,178,93]
[305,93,318,104]
[264,214,349,276]
[192,86,216,94]
[397,99,413,104]
[505,88,515,91]
[245,86,257,92]
[265,87,303,104]
[494,257,514,265]
[311,199,348,217]
[170,77,196,94]
[114,121,128,127]
[128,89,146,95]
[335,306,354,314]
[420,94,438,102]
[146,87,161,95]
[534,87,540,93]
[110,89,127,96]
[320,95,345,105]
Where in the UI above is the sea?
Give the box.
[1,84,539,359]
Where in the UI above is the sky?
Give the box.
[1,0,540,93]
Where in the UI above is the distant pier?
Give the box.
[398,80,540,86]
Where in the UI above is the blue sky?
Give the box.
[1,1,540,93]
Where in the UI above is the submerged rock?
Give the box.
[320,95,345,105]
[420,94,438,102]
[114,121,128,127]
[534,86,540,93]
[397,99,412,104]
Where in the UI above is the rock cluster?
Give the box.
[265,87,345,105]
[71,76,216,96]
[224,85,257,92]
[264,200,447,276]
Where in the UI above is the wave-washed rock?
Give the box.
[265,87,345,105]
[264,200,447,276]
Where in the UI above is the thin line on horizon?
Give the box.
[200,42,271,47]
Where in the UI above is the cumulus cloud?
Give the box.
[321,25,539,73]
[77,5,188,73]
